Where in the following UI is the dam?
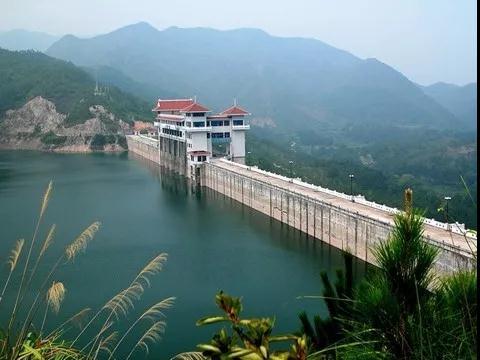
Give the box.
[127,133,476,274]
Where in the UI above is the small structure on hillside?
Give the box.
[132,120,157,136]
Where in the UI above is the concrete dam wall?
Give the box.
[127,135,476,274]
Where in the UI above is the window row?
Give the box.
[208,120,230,127]
[162,128,183,137]
[191,155,207,162]
[209,132,231,139]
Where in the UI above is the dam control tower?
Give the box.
[153,98,250,178]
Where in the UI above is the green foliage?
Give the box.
[246,133,477,229]
[194,291,308,359]
[40,131,67,146]
[298,252,355,355]
[334,210,477,360]
[0,48,151,126]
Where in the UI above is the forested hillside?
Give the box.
[0,48,151,125]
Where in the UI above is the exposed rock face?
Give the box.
[0,96,131,152]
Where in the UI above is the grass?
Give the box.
[0,181,174,359]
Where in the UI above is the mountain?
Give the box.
[82,65,178,103]
[0,29,60,51]
[422,82,477,128]
[45,22,477,227]
[0,49,152,151]
[46,22,459,140]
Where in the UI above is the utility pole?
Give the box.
[444,196,451,231]
[349,174,355,202]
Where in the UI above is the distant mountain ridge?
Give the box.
[0,29,60,51]
[421,82,477,127]
[46,22,464,142]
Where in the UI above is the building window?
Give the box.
[193,121,205,127]
[212,132,224,138]
[193,112,205,117]
[207,133,210,138]
[211,120,223,126]
[162,128,183,137]
[224,120,230,126]
[233,120,244,126]
[206,121,210,126]
[224,132,230,138]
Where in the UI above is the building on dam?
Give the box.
[153,97,250,176]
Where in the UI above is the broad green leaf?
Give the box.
[196,316,230,326]
[197,344,222,353]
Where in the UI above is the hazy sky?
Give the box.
[1,0,476,85]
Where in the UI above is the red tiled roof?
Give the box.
[153,98,210,112]
[154,99,194,111]
[181,102,210,112]
[220,105,250,116]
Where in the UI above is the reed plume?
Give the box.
[65,222,101,261]
[126,321,166,359]
[40,180,53,218]
[0,239,25,305]
[46,281,66,314]
[40,224,56,258]
[132,253,168,288]
[8,238,25,272]
[108,297,175,359]
[97,331,118,357]
[140,297,176,322]
[79,253,170,353]
[103,283,144,320]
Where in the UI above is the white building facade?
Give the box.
[152,98,250,177]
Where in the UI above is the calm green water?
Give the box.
[0,151,367,359]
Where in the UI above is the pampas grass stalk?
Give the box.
[0,239,24,306]
[14,222,101,355]
[108,297,175,359]
[126,321,166,360]
[7,181,52,337]
[77,253,168,352]
[1,181,173,359]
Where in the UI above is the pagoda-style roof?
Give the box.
[181,102,210,113]
[153,98,210,113]
[219,105,250,116]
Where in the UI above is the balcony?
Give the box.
[232,124,250,130]
[187,126,212,132]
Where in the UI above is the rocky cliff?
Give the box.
[0,96,131,152]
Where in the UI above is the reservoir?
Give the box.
[0,151,367,359]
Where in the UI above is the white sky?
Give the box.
[0,0,477,85]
